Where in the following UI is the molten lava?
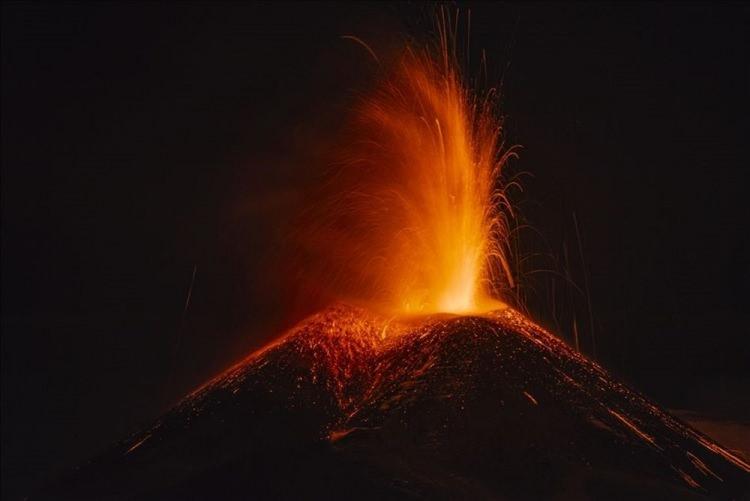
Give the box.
[297,34,516,315]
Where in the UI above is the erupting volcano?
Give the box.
[36,16,749,501]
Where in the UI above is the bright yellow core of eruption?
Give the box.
[300,45,514,316]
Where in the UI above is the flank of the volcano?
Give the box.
[37,304,749,499]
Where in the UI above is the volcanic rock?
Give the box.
[36,304,750,499]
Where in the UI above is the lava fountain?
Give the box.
[295,31,517,315]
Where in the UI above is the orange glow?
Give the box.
[296,26,516,316]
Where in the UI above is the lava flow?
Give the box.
[35,19,750,501]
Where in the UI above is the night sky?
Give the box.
[2,3,748,499]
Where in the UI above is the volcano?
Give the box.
[36,304,749,500]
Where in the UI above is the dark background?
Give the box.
[2,2,748,499]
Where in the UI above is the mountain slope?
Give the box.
[36,305,750,499]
